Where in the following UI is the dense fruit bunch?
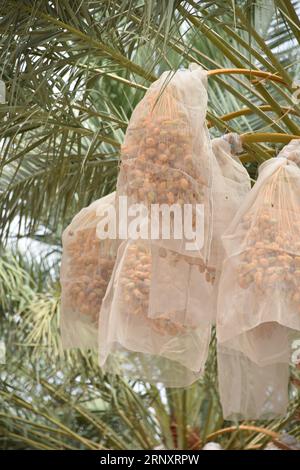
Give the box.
[64,227,115,323]
[121,95,207,212]
[119,243,214,336]
[120,243,187,336]
[237,206,300,310]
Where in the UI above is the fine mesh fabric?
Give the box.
[60,192,119,350]
[99,64,215,386]
[217,139,300,419]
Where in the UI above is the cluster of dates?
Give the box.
[119,243,215,336]
[120,243,187,336]
[237,207,300,309]
[120,110,205,222]
[64,227,115,323]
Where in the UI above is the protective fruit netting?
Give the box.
[217,139,300,419]
[98,64,215,386]
[60,192,119,350]
[99,239,213,386]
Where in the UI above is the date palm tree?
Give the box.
[0,0,300,450]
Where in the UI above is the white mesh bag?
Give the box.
[217,139,300,419]
[60,192,119,350]
[99,64,215,386]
